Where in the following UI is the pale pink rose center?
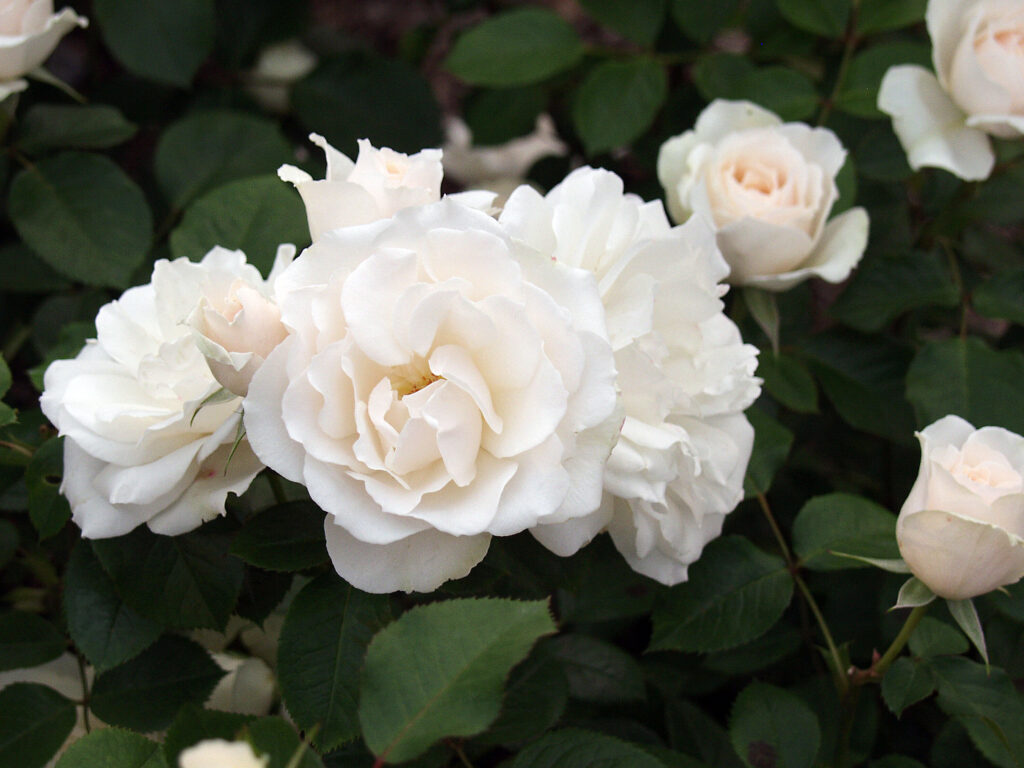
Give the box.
[938,442,1023,503]
[706,130,823,234]
[0,0,39,35]
[974,11,1024,108]
[200,281,286,359]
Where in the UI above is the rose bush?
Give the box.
[39,248,270,538]
[878,0,1024,180]
[500,167,760,584]
[0,0,86,100]
[897,415,1024,600]
[243,198,620,592]
[657,99,868,291]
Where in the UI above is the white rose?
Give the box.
[40,249,266,539]
[442,114,566,207]
[657,100,869,292]
[243,197,620,593]
[278,135,443,240]
[179,740,268,768]
[245,39,317,114]
[0,0,87,100]
[501,167,761,585]
[207,652,276,716]
[897,414,1024,600]
[878,0,1024,181]
[188,245,294,396]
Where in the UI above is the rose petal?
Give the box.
[878,65,995,181]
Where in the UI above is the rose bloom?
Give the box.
[279,135,444,241]
[878,0,1024,181]
[179,740,267,768]
[40,248,272,538]
[243,197,620,593]
[0,0,87,100]
[501,167,761,584]
[658,99,868,292]
[897,415,1024,600]
[188,245,294,397]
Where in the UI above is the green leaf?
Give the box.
[905,337,1024,435]
[229,501,328,572]
[743,406,794,498]
[170,176,309,275]
[63,541,162,673]
[445,9,584,87]
[855,124,913,181]
[908,617,969,658]
[650,536,793,653]
[857,0,926,34]
[792,493,899,571]
[510,728,666,768]
[666,700,744,768]
[572,58,667,156]
[55,728,168,768]
[235,567,293,626]
[25,437,70,539]
[155,110,292,208]
[930,656,1024,767]
[89,635,224,732]
[580,0,666,46]
[0,612,65,672]
[757,353,818,413]
[834,43,932,119]
[704,624,802,675]
[464,87,547,147]
[0,683,77,768]
[0,355,10,397]
[801,331,915,442]
[18,104,137,154]
[830,251,959,332]
[243,717,325,768]
[28,321,94,391]
[542,634,645,703]
[476,653,569,747]
[358,597,556,763]
[671,0,740,42]
[870,757,928,768]
[729,682,821,768]
[882,657,936,717]
[278,574,391,751]
[9,152,152,288]
[948,599,988,665]
[973,268,1024,325]
[163,705,254,766]
[776,0,849,36]
[92,526,245,631]
[0,245,70,294]
[93,0,215,87]
[895,577,937,609]
[693,54,819,121]
[293,55,442,157]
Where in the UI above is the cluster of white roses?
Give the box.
[45,108,814,592]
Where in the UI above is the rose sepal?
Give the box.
[893,576,937,610]
[947,597,988,668]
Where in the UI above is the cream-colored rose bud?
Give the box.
[657,99,868,292]
[188,245,294,397]
[179,739,268,768]
[897,415,1024,600]
[245,39,317,113]
[0,0,88,100]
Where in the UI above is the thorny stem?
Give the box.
[756,492,848,696]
